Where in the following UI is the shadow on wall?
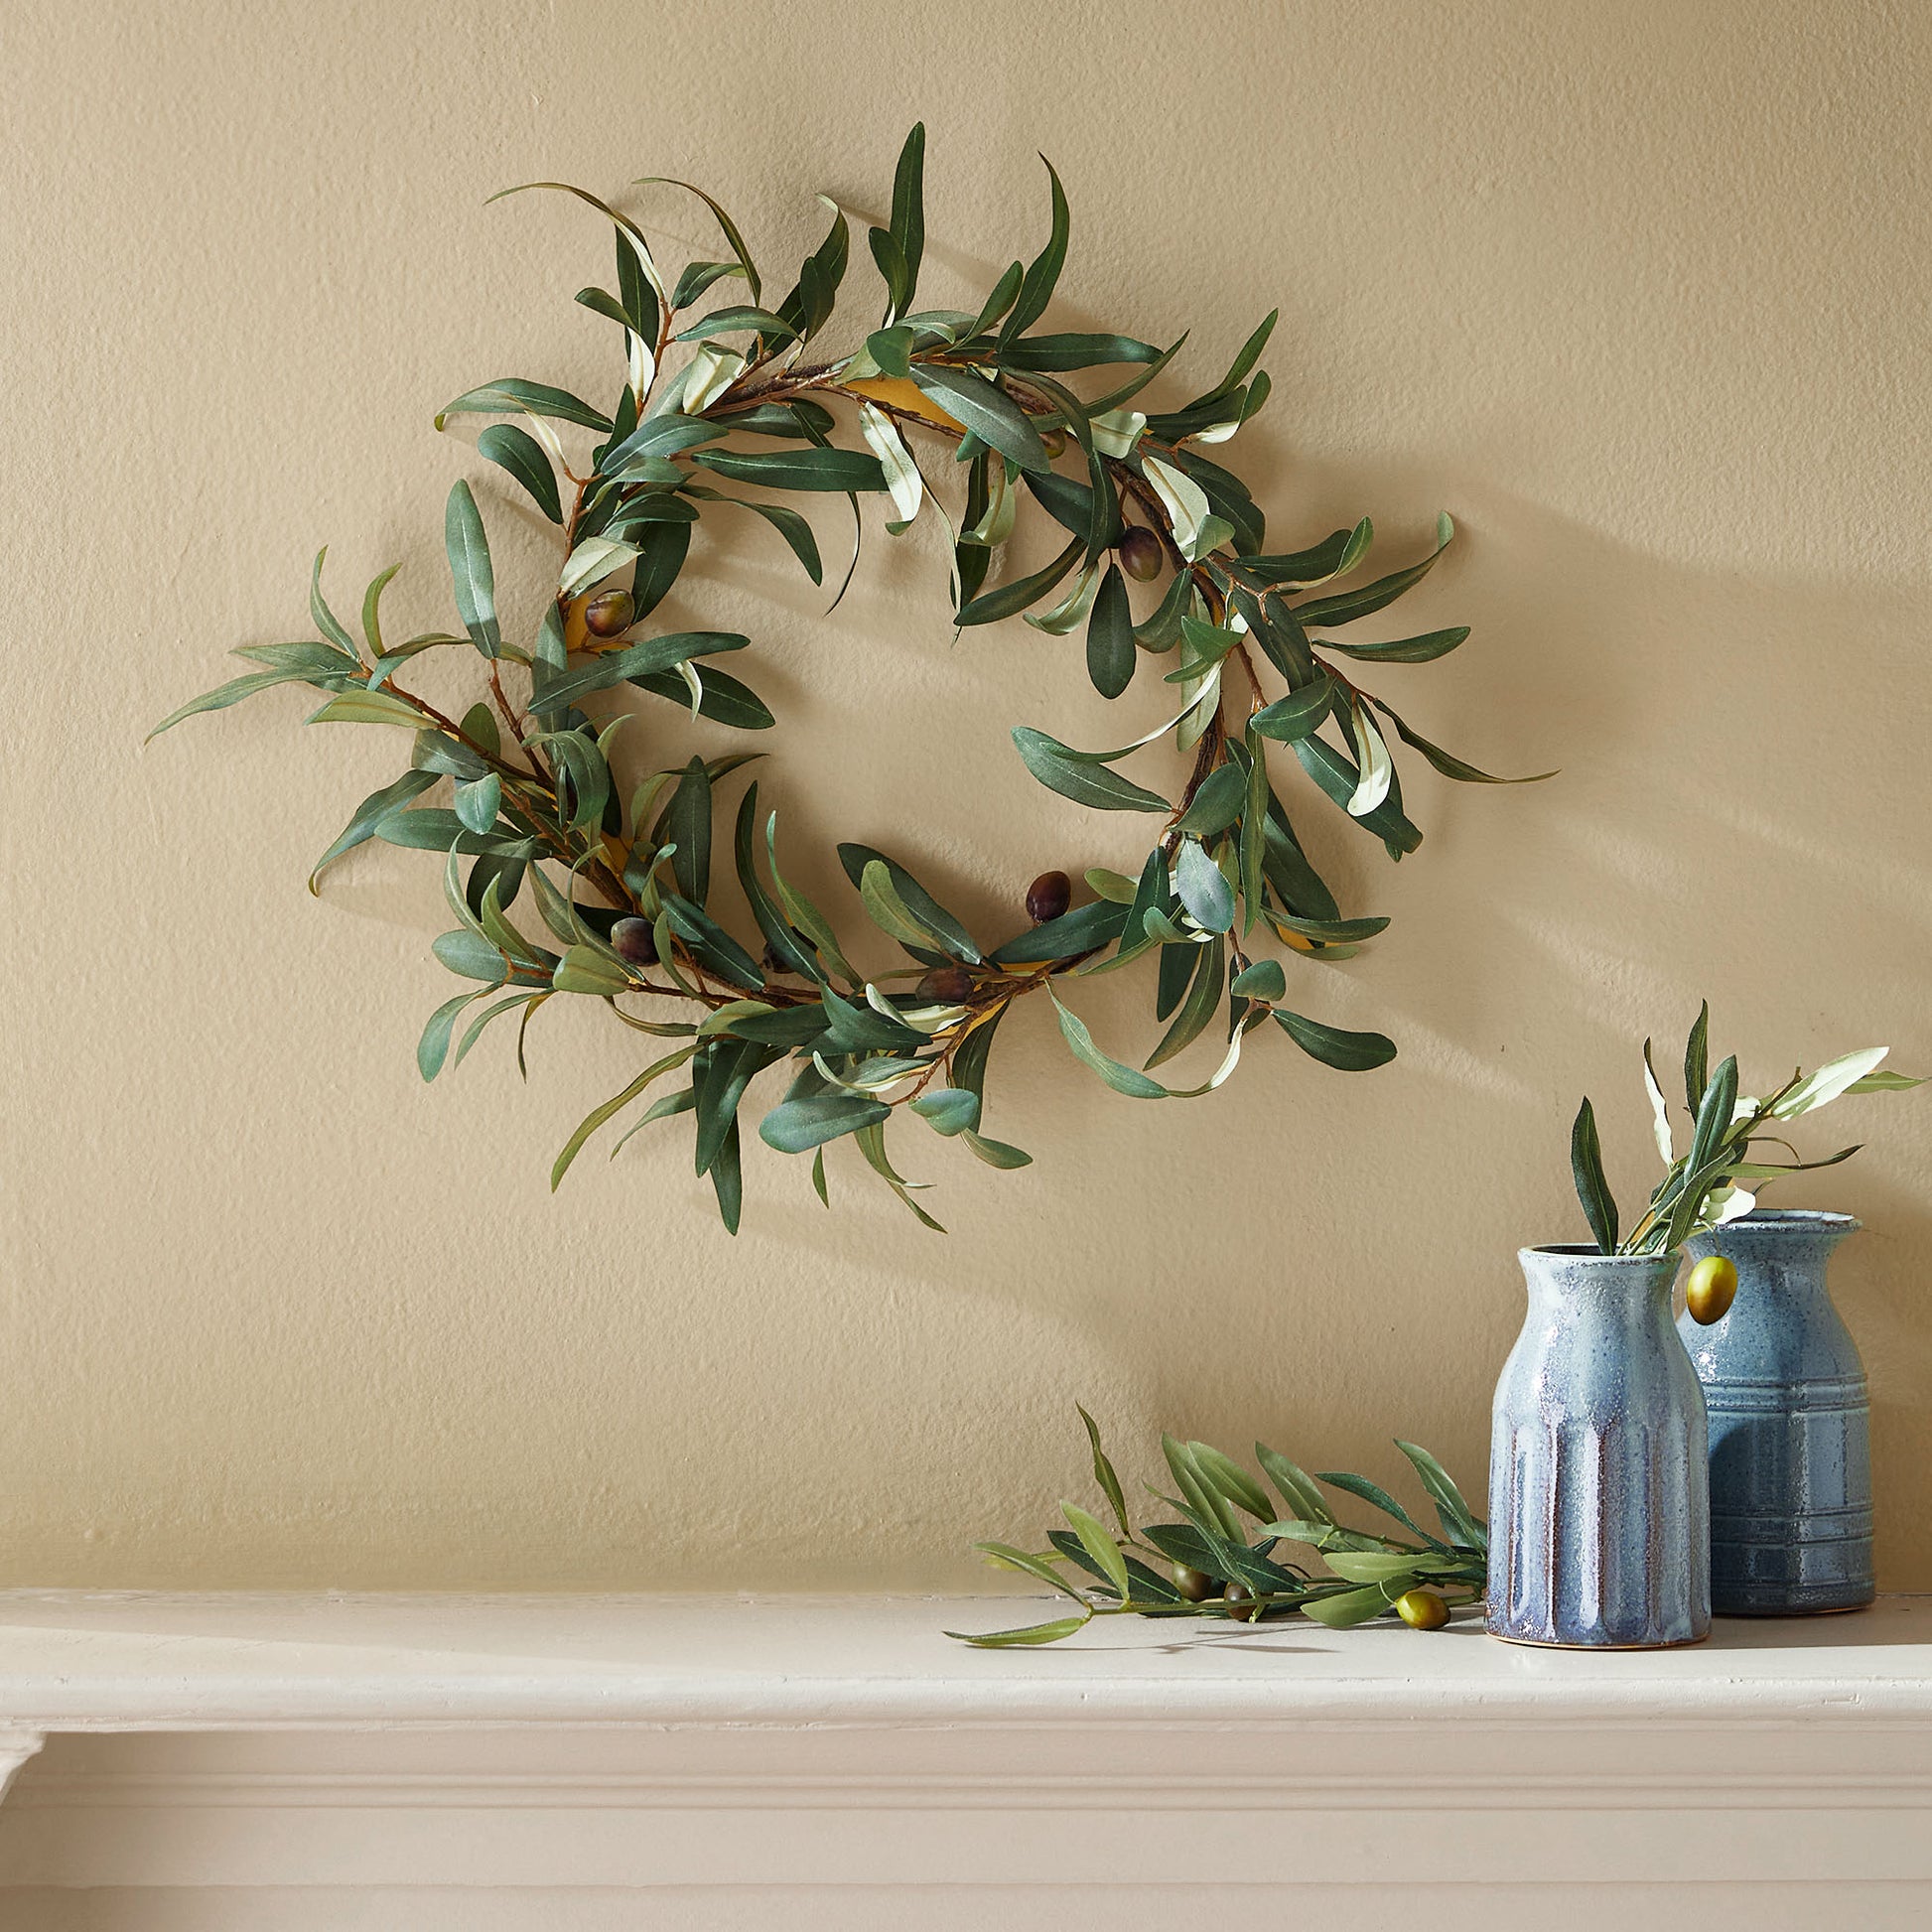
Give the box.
[255,375,1932,1580]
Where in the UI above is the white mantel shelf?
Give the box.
[0,1587,1927,1730]
[2,1591,1930,1930]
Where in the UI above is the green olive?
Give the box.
[1395,1587,1449,1630]
[1170,1563,1214,1602]
[1222,1581,1259,1622]
[1686,1254,1738,1325]
[1038,426,1068,459]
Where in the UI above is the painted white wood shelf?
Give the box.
[0,1589,1928,1930]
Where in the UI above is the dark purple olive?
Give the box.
[915,965,975,1004]
[1026,870,1072,925]
[1171,1564,1215,1602]
[583,589,635,638]
[611,917,657,966]
[1119,525,1164,583]
[1222,1581,1259,1622]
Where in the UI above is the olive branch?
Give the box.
[155,124,1547,1232]
[950,1408,1487,1647]
[1568,1001,1922,1255]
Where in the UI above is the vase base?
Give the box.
[1713,1594,1874,1619]
[1485,1627,1711,1652]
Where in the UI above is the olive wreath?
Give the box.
[155,126,1546,1232]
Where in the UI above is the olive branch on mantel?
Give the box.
[155,124,1548,1231]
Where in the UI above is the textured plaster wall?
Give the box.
[3,0,1929,1589]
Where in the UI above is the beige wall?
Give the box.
[3,0,1929,1590]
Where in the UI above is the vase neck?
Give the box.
[1687,1211,1856,1289]
[1518,1248,1680,1326]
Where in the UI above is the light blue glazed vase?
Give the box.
[1680,1210,1873,1615]
[1488,1247,1711,1648]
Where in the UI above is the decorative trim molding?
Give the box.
[0,1592,1928,1916]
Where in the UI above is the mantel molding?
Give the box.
[1,1592,1928,1925]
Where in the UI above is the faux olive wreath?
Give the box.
[155,126,1544,1232]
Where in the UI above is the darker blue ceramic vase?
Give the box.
[1680,1210,1873,1615]
[1488,1247,1710,1648]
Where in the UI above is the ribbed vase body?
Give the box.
[1488,1247,1710,1648]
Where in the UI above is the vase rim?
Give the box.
[1520,1244,1676,1265]
[1705,1208,1861,1236]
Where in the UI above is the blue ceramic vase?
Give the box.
[1488,1247,1711,1647]
[1679,1210,1873,1615]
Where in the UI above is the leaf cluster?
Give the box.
[949,1408,1487,1646]
[1568,1000,1923,1255]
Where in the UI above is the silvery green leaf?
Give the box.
[964,459,1016,546]
[1051,995,1169,1098]
[1084,868,1138,903]
[1322,1551,1433,1584]
[1769,1046,1891,1119]
[1274,1009,1398,1074]
[444,481,500,658]
[676,658,704,716]
[1090,408,1145,459]
[417,991,482,1082]
[549,1045,699,1191]
[1175,664,1221,754]
[681,344,746,414]
[1175,759,1242,835]
[944,1615,1091,1649]
[308,690,424,728]
[1642,1039,1675,1163]
[1709,1185,1758,1227]
[1344,702,1393,817]
[634,174,759,304]
[1024,557,1101,634]
[432,928,510,984]
[558,535,641,601]
[961,1129,1032,1169]
[1845,1069,1927,1093]
[552,946,632,997]
[477,424,563,524]
[910,363,1048,473]
[1294,511,1453,624]
[434,374,614,432]
[1569,1096,1619,1253]
[1060,1502,1129,1598]
[1231,959,1287,1002]
[859,861,951,953]
[146,668,332,740]
[759,1093,892,1156]
[897,1003,969,1034]
[453,773,501,836]
[1011,729,1170,813]
[910,1087,980,1135]
[1143,455,1213,559]
[1174,839,1235,932]
[858,402,922,527]
[1300,1584,1400,1628]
